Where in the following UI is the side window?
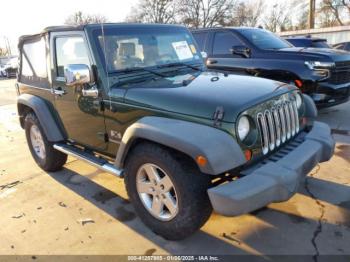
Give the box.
[20,37,48,87]
[193,32,208,52]
[213,31,242,55]
[21,54,33,77]
[55,36,90,77]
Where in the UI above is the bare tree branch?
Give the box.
[228,0,265,27]
[262,2,293,32]
[65,11,109,25]
[126,0,176,23]
[178,0,235,28]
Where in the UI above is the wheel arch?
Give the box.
[115,116,246,175]
[17,94,65,142]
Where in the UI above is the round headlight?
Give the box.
[237,116,250,141]
[295,93,302,109]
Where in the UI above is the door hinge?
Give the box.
[213,106,225,127]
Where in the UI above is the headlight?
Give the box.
[304,61,335,70]
[237,116,250,141]
[295,92,303,109]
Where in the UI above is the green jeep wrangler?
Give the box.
[16,23,335,240]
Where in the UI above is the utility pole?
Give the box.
[308,0,316,29]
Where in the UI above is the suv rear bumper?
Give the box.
[207,121,335,216]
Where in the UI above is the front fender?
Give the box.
[17,94,65,142]
[115,117,246,175]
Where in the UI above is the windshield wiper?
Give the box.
[113,67,167,77]
[157,62,202,71]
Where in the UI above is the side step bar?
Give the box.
[53,143,123,177]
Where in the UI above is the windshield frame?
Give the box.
[90,25,205,75]
[237,28,293,50]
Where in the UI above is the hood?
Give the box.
[272,47,350,62]
[121,71,294,122]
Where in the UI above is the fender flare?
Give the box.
[302,94,318,119]
[115,116,246,175]
[17,94,65,142]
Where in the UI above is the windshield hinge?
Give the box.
[213,106,225,127]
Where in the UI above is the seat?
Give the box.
[117,42,142,68]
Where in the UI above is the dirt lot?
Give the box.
[0,78,349,258]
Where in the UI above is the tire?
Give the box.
[24,112,67,172]
[124,142,212,240]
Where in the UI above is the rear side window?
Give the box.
[213,31,242,55]
[287,39,309,47]
[55,37,90,77]
[193,32,208,52]
[20,37,48,88]
[312,41,330,48]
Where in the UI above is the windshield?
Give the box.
[239,28,292,50]
[312,41,330,48]
[92,26,203,73]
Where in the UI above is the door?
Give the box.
[207,31,251,74]
[51,32,107,150]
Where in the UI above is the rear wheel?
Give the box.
[24,112,67,171]
[124,142,212,240]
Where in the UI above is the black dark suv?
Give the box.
[192,27,350,108]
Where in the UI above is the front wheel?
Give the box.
[24,112,67,172]
[124,142,212,240]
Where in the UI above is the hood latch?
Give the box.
[213,106,225,127]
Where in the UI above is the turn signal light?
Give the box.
[244,150,252,161]
[196,156,208,167]
[294,79,303,88]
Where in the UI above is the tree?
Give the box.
[228,0,265,27]
[263,2,292,32]
[65,11,109,26]
[294,0,309,30]
[0,47,8,57]
[126,0,176,23]
[318,0,350,26]
[178,0,236,28]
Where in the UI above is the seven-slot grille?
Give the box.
[257,100,299,155]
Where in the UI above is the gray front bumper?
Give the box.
[208,121,335,216]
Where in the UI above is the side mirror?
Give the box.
[64,64,92,86]
[230,45,251,58]
[200,51,208,59]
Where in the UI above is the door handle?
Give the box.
[52,87,66,96]
[82,87,99,98]
[208,59,218,65]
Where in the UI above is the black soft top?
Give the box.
[18,25,85,45]
[18,23,186,45]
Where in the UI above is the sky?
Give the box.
[0,0,138,54]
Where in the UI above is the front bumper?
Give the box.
[313,82,350,108]
[208,121,335,216]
